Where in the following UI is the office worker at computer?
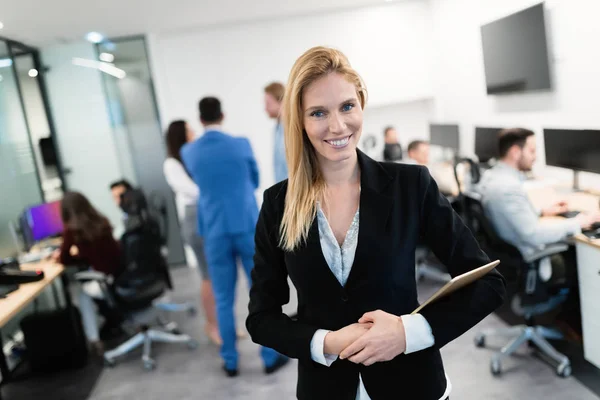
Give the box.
[406,140,430,166]
[477,128,600,258]
[163,120,220,345]
[181,97,285,377]
[382,126,402,161]
[52,191,124,354]
[246,46,505,400]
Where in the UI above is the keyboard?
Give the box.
[558,211,581,218]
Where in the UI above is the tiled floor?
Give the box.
[87,266,600,400]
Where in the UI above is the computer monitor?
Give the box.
[429,124,460,151]
[475,127,502,164]
[23,201,64,243]
[544,128,600,189]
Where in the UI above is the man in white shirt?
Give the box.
[477,128,599,258]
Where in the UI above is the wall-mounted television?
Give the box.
[480,3,551,95]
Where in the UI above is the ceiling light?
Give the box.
[28,69,38,78]
[99,52,114,63]
[0,58,13,68]
[85,32,104,44]
[0,22,4,30]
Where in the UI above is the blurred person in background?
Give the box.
[264,82,288,183]
[53,192,124,355]
[382,126,402,161]
[182,97,285,377]
[163,120,220,345]
[406,140,430,166]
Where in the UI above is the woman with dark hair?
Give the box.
[163,120,220,345]
[52,191,123,353]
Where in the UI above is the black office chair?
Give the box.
[75,192,197,370]
[460,191,572,378]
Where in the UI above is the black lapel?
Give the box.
[345,150,395,288]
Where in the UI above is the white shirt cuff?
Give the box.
[310,329,338,366]
[401,313,435,354]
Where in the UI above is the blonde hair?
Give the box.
[279,46,367,251]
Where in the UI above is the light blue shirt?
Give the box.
[274,121,288,183]
[477,162,581,257]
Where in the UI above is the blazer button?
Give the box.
[341,293,349,302]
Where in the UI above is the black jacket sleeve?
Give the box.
[417,167,506,348]
[246,188,319,361]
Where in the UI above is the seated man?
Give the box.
[477,128,599,258]
[406,140,430,166]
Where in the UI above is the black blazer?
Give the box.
[247,150,506,400]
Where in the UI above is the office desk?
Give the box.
[573,235,600,369]
[529,187,600,369]
[0,263,65,328]
[0,262,67,381]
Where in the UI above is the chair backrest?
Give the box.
[461,192,566,317]
[113,190,170,311]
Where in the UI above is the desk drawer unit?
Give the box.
[576,242,600,369]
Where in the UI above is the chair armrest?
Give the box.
[74,271,109,283]
[523,243,569,264]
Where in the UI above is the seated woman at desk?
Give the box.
[52,191,124,354]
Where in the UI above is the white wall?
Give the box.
[148,0,435,195]
[430,0,600,188]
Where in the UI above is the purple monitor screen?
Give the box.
[26,201,64,241]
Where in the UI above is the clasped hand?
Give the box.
[325,310,407,366]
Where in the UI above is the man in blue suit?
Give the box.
[181,97,287,377]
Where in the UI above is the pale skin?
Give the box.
[503,136,600,228]
[302,72,407,365]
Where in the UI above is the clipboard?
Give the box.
[412,260,500,315]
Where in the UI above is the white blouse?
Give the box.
[163,157,199,220]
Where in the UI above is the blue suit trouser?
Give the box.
[203,232,279,370]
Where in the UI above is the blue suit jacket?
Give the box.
[181,130,260,239]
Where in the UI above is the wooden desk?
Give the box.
[0,262,65,328]
[0,261,66,381]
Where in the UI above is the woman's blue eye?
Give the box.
[311,110,325,118]
[342,103,354,112]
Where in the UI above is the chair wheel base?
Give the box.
[491,359,502,376]
[143,359,156,371]
[474,334,485,348]
[557,364,571,378]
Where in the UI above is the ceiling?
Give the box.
[0,0,397,47]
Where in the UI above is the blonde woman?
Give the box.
[246,46,506,399]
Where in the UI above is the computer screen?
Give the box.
[544,129,600,174]
[475,127,502,163]
[24,201,64,242]
[430,124,460,151]
[480,3,551,94]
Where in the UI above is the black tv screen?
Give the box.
[480,3,551,94]
[429,124,460,151]
[544,129,600,174]
[475,127,502,163]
